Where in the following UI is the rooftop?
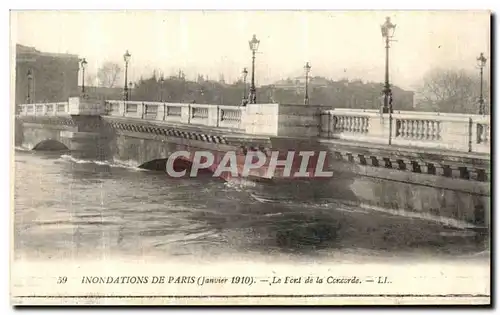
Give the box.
[16,44,79,60]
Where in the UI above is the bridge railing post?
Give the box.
[122,101,127,117]
[239,106,247,130]
[439,117,471,152]
[139,102,145,119]
[181,104,191,124]
[208,105,218,127]
[319,110,331,137]
[469,115,490,154]
[244,103,280,136]
[216,106,221,128]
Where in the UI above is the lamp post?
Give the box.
[80,58,88,96]
[242,67,248,105]
[123,50,131,101]
[199,88,205,104]
[304,62,311,105]
[27,69,33,104]
[159,76,165,102]
[248,34,260,104]
[380,17,396,114]
[477,52,487,115]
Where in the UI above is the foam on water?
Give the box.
[302,199,478,230]
[355,202,478,230]
[224,177,258,190]
[58,155,148,172]
[14,146,32,152]
[58,154,92,164]
[264,212,283,217]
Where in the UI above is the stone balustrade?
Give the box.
[471,115,490,154]
[17,99,491,154]
[320,110,385,143]
[104,100,247,131]
[18,102,70,116]
[321,109,490,154]
[18,97,105,116]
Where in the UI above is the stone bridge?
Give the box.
[15,97,491,230]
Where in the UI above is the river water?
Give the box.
[14,149,489,264]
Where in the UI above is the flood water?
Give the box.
[14,149,489,263]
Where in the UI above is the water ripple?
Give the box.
[13,150,489,262]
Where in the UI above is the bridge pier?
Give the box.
[59,129,102,160]
[15,114,106,160]
[15,97,109,161]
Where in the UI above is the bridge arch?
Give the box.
[138,156,215,177]
[32,139,69,151]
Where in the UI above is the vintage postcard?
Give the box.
[10,10,491,305]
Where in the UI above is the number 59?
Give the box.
[57,276,67,284]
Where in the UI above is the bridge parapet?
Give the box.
[18,97,105,116]
[18,102,69,117]
[103,101,319,138]
[321,109,490,154]
[68,97,104,115]
[103,100,280,134]
[17,98,491,155]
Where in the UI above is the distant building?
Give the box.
[265,76,414,109]
[15,44,80,105]
[272,76,330,91]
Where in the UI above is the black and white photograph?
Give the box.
[10,10,491,305]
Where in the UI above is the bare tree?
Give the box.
[415,68,490,114]
[97,62,122,88]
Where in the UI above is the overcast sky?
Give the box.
[11,10,490,90]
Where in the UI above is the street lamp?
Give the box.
[477,52,487,115]
[304,62,311,105]
[242,67,248,105]
[80,58,88,95]
[380,16,396,113]
[200,88,205,104]
[248,34,260,104]
[26,69,33,104]
[159,76,165,102]
[123,50,131,101]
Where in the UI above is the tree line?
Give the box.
[415,68,490,114]
[86,61,490,114]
